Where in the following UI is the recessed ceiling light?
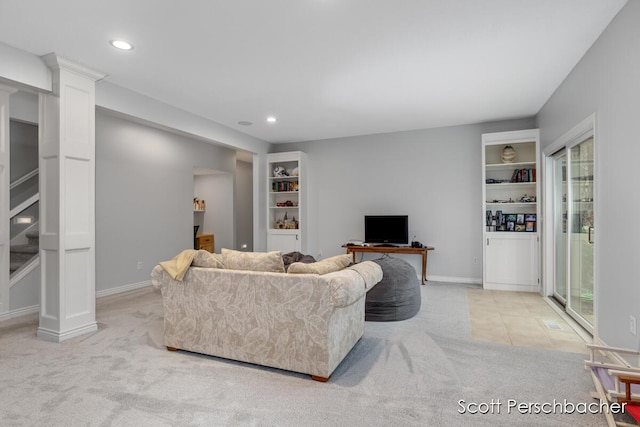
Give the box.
[238,121,253,126]
[266,116,277,123]
[110,40,134,50]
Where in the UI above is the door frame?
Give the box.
[542,113,598,335]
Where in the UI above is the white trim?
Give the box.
[37,322,98,343]
[0,280,153,323]
[95,280,151,298]
[0,304,39,321]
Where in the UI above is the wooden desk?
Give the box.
[344,245,434,284]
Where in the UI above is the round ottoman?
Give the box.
[365,257,421,321]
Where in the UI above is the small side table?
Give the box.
[344,245,435,284]
[195,234,214,253]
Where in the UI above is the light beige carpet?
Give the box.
[0,282,609,426]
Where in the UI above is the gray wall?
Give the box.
[9,120,37,181]
[536,1,640,349]
[194,173,235,252]
[275,117,535,282]
[96,111,237,292]
[236,160,254,251]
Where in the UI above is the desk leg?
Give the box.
[421,252,427,284]
[351,252,356,263]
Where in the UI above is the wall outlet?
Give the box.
[630,315,637,336]
[137,261,143,270]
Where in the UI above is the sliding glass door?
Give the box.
[552,149,567,304]
[550,130,595,333]
[567,136,594,330]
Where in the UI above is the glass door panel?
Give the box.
[567,137,594,331]
[552,150,567,303]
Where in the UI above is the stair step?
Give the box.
[25,231,39,239]
[10,261,22,274]
[10,244,39,255]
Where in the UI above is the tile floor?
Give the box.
[467,288,591,353]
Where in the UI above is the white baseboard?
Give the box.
[1,281,152,323]
[426,275,482,285]
[0,304,40,321]
[96,280,151,298]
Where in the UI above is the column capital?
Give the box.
[41,52,106,83]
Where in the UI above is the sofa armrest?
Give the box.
[321,269,366,308]
[346,261,383,291]
[151,264,175,290]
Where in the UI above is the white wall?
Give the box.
[276,117,535,283]
[536,1,640,349]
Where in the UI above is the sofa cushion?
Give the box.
[192,250,224,268]
[288,254,352,275]
[221,248,285,273]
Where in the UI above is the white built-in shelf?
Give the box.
[486,202,537,207]
[486,182,536,188]
[485,161,536,170]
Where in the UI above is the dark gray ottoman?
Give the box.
[365,257,421,321]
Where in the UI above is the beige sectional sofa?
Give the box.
[151,249,382,381]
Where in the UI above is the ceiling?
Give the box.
[0,0,628,144]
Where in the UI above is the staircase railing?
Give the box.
[9,168,40,280]
[10,193,38,220]
[9,168,38,191]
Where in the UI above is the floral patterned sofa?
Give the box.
[151,249,383,381]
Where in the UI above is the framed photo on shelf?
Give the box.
[525,221,536,232]
[506,214,517,223]
[515,223,526,232]
[516,214,525,224]
[506,221,515,231]
[525,213,537,222]
[495,210,503,228]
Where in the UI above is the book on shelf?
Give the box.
[510,168,537,183]
[271,180,299,192]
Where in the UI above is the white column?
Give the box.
[37,54,105,342]
[0,85,18,317]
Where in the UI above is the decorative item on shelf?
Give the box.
[283,212,289,228]
[520,194,536,203]
[486,210,492,227]
[194,198,206,211]
[291,166,299,176]
[501,145,516,163]
[273,166,288,177]
[274,217,284,229]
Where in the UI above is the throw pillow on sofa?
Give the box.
[287,254,352,275]
[192,250,224,269]
[221,248,285,273]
